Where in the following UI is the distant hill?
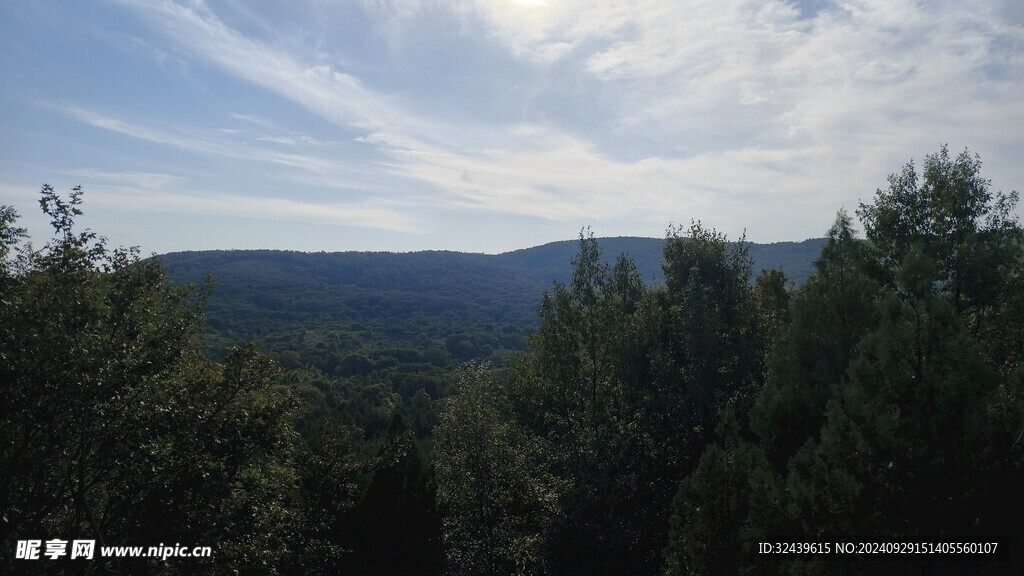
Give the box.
[159,236,825,361]
[495,237,824,286]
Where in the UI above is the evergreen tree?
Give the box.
[662,411,774,576]
[857,145,1023,364]
[785,245,1018,574]
[666,146,1022,575]
[506,229,658,575]
[750,211,879,470]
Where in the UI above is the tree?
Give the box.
[351,414,442,576]
[0,205,26,278]
[1,186,310,574]
[435,362,562,576]
[488,226,766,575]
[662,410,773,576]
[857,145,1024,362]
[652,221,759,450]
[666,146,1023,575]
[294,418,367,574]
[783,246,1018,574]
[750,211,879,470]
[751,267,790,369]
[775,146,1024,571]
[506,230,668,575]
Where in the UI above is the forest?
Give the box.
[2,145,1022,575]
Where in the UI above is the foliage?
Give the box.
[512,230,654,575]
[350,414,443,575]
[435,226,773,575]
[6,144,1017,575]
[750,211,880,470]
[434,362,562,576]
[157,237,824,376]
[665,146,1024,575]
[0,186,348,574]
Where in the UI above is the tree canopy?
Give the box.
[4,145,1020,574]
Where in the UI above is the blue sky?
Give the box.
[1,0,1022,254]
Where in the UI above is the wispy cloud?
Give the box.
[67,169,184,191]
[58,104,397,193]
[71,0,1024,244]
[109,0,407,134]
[67,170,422,233]
[93,187,423,233]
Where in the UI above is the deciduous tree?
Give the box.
[1,186,314,574]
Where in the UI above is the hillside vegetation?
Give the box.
[159,237,823,363]
[3,146,1021,575]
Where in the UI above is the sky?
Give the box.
[1,0,1022,255]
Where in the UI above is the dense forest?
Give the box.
[153,237,821,440]
[2,145,1022,574]
[157,236,823,364]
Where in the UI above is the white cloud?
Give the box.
[66,170,184,191]
[68,171,422,233]
[58,104,394,192]
[110,0,410,134]
[89,0,1024,243]
[93,188,422,233]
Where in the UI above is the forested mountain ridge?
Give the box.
[161,236,823,293]
[496,236,823,286]
[158,237,824,361]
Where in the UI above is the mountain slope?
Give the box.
[160,236,825,362]
[495,237,824,286]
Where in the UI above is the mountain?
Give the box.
[159,236,825,363]
[495,237,824,286]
